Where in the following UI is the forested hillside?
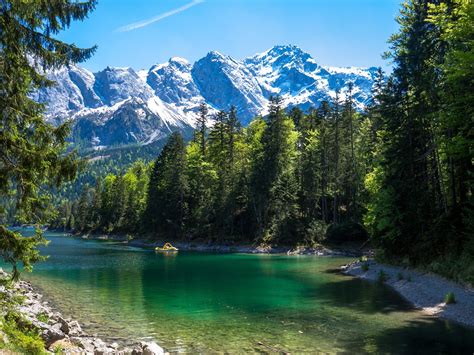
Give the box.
[58,0,473,284]
[54,92,378,246]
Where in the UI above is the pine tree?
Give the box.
[299,112,322,228]
[144,132,188,238]
[251,96,301,243]
[227,106,241,167]
[186,140,216,237]
[288,107,304,130]
[89,180,102,229]
[318,102,331,223]
[428,0,474,209]
[76,187,90,232]
[0,0,97,279]
[344,82,359,220]
[331,90,342,224]
[426,0,474,282]
[206,107,246,237]
[112,174,127,230]
[100,175,117,233]
[195,103,209,156]
[369,0,449,260]
[208,111,229,236]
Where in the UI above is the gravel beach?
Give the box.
[343,260,474,328]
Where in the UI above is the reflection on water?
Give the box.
[17,231,474,353]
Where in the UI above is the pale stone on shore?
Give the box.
[342,260,474,328]
[0,268,168,354]
[140,341,165,355]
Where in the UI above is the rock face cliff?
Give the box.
[35,45,378,148]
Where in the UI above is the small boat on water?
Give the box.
[155,242,179,252]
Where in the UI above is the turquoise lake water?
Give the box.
[13,231,474,353]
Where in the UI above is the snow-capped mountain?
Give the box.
[192,51,267,124]
[35,45,379,148]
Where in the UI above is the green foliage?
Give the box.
[65,92,371,246]
[363,0,473,284]
[397,272,404,281]
[250,96,301,244]
[304,221,328,246]
[0,226,48,280]
[377,270,388,283]
[54,344,65,355]
[36,312,49,324]
[0,0,96,278]
[0,271,46,353]
[64,160,150,235]
[361,263,369,272]
[145,133,188,238]
[444,292,456,304]
[1,311,46,354]
[326,222,368,244]
[423,249,474,286]
[185,141,217,236]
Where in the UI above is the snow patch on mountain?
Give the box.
[37,45,378,148]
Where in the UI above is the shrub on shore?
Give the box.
[0,311,47,354]
[326,222,368,244]
[377,270,388,283]
[0,274,47,354]
[444,292,456,304]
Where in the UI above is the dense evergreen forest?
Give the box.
[53,94,375,245]
[53,0,474,284]
[1,0,472,286]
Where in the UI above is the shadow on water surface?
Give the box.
[282,263,414,316]
[324,267,346,274]
[345,318,474,354]
[292,266,474,353]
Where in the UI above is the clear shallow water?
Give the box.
[14,231,474,353]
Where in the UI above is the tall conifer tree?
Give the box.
[0,0,96,279]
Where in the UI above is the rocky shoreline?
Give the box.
[129,238,350,256]
[69,231,366,257]
[0,269,165,354]
[342,260,474,328]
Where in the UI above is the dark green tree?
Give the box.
[0,0,96,279]
[144,132,188,238]
[250,96,301,243]
[367,0,450,262]
[195,103,209,156]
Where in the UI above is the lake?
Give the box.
[15,231,474,353]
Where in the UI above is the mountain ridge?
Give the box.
[35,45,379,149]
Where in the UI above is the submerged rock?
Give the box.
[140,341,165,355]
[71,336,96,352]
[0,272,167,354]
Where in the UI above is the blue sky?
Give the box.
[58,0,401,72]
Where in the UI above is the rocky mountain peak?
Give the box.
[36,45,378,148]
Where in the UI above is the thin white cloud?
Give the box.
[117,0,204,32]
